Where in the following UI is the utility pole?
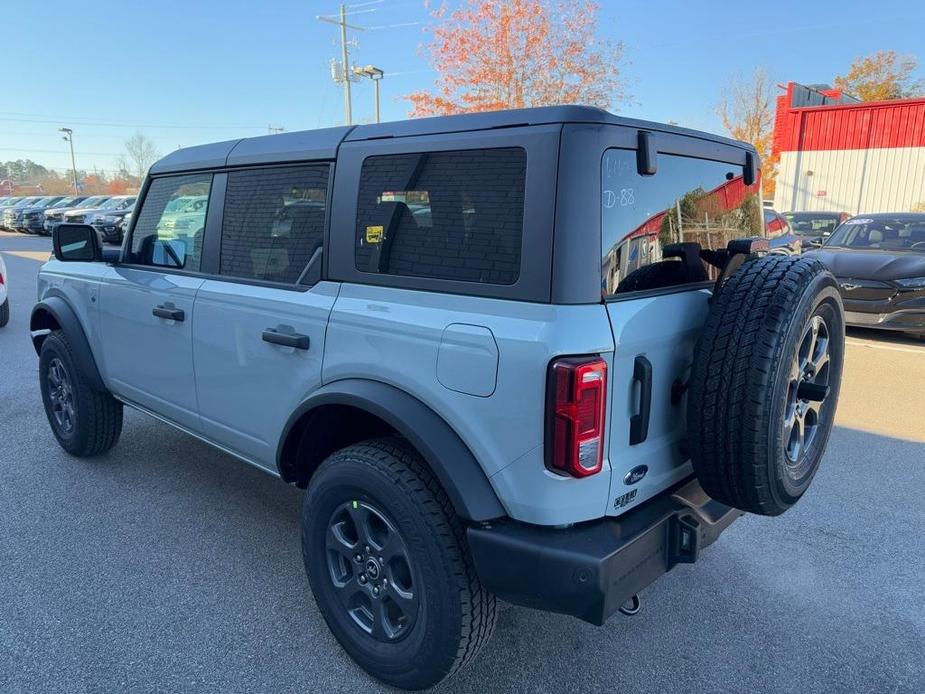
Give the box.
[318,4,366,126]
[58,127,79,194]
[353,65,384,123]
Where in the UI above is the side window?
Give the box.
[220,165,329,284]
[129,174,212,271]
[355,148,526,285]
[601,149,762,298]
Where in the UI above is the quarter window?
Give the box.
[355,148,526,285]
[220,165,329,284]
[129,174,212,271]
[601,149,762,298]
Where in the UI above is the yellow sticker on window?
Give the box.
[366,225,384,243]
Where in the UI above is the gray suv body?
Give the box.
[31,106,845,690]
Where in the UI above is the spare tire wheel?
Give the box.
[687,255,845,516]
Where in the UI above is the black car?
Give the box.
[805,213,925,335]
[782,211,849,247]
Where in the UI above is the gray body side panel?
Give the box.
[323,283,616,525]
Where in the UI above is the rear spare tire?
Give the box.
[688,255,844,516]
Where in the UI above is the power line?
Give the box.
[0,146,122,157]
[0,113,267,131]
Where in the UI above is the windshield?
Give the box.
[824,216,925,252]
[108,196,136,210]
[783,212,841,237]
[87,197,112,208]
[52,197,81,208]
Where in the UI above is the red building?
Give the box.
[772,81,925,214]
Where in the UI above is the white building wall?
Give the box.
[775,147,925,214]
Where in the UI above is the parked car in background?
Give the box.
[89,198,136,244]
[17,196,69,234]
[0,197,22,219]
[2,196,43,230]
[29,195,90,235]
[805,213,925,336]
[65,195,134,226]
[11,196,65,232]
[0,252,8,327]
[764,208,802,254]
[43,196,111,235]
[783,211,850,248]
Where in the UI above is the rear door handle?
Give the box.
[629,355,652,445]
[152,305,184,322]
[262,328,310,350]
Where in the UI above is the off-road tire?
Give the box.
[688,255,845,516]
[0,298,9,327]
[302,438,497,690]
[39,330,123,456]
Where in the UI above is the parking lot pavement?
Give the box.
[1,236,923,694]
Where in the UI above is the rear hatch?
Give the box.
[598,143,763,516]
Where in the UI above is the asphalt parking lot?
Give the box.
[1,232,923,694]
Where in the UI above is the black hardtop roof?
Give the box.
[149,105,753,175]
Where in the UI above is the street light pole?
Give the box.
[59,127,78,194]
[352,65,385,124]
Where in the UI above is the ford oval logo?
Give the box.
[624,465,648,485]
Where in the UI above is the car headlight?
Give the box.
[95,215,118,224]
[895,276,925,289]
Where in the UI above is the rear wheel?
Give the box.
[688,255,845,516]
[302,438,496,690]
[0,298,9,327]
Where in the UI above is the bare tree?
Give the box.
[120,133,160,180]
[716,67,777,197]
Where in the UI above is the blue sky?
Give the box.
[3,0,924,176]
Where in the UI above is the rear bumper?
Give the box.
[467,479,741,625]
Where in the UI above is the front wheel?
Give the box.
[302,438,496,690]
[39,331,123,456]
[0,298,9,328]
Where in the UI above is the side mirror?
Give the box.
[53,224,101,262]
[809,238,824,248]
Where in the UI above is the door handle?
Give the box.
[262,328,310,350]
[629,355,652,445]
[152,305,184,322]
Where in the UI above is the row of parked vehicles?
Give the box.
[0,194,135,244]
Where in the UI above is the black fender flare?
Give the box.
[30,296,106,392]
[278,379,506,522]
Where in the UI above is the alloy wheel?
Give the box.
[325,500,418,642]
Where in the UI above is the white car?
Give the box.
[0,253,8,327]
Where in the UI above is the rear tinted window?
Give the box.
[220,165,329,284]
[601,149,762,298]
[355,148,526,285]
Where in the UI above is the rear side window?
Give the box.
[220,165,329,285]
[355,148,526,285]
[129,173,212,272]
[601,149,762,298]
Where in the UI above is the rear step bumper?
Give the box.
[467,479,742,625]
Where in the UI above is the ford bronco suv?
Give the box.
[31,106,844,690]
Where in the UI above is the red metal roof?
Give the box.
[773,82,925,154]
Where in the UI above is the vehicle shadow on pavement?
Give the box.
[3,403,924,693]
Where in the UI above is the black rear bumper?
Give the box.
[467,479,742,625]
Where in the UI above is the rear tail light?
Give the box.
[546,356,607,477]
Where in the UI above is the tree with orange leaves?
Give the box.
[716,67,777,198]
[405,0,628,117]
[834,51,923,102]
